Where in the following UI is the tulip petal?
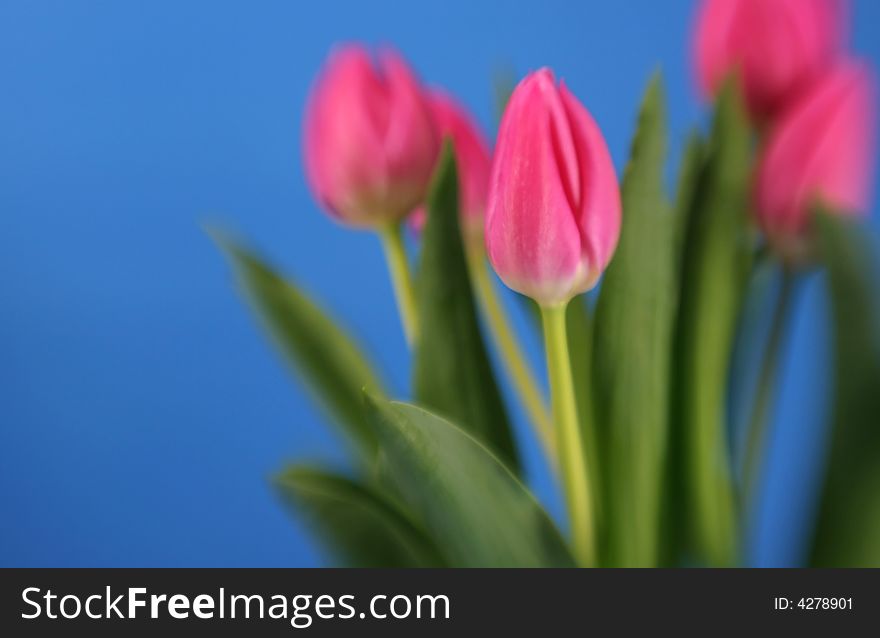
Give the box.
[302,44,439,226]
[538,73,582,215]
[486,70,586,305]
[559,81,621,279]
[800,65,875,216]
[694,0,742,100]
[756,60,876,237]
[429,91,492,232]
[694,0,846,119]
[304,46,390,223]
[379,49,440,215]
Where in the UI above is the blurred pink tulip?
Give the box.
[408,91,492,244]
[486,69,621,307]
[303,44,439,227]
[693,0,846,121]
[755,60,877,256]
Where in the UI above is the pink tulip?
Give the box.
[303,44,439,227]
[755,60,876,256]
[693,0,846,121]
[408,91,492,243]
[486,69,621,307]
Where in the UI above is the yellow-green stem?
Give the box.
[541,302,595,567]
[467,247,555,459]
[379,223,418,347]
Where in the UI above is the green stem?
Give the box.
[467,247,555,459]
[541,302,595,567]
[742,269,796,503]
[379,222,418,347]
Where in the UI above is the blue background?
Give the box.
[1,0,878,567]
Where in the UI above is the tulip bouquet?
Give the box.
[214,0,879,567]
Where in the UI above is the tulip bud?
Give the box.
[755,60,877,261]
[693,0,846,121]
[486,69,621,307]
[409,91,492,245]
[303,44,440,227]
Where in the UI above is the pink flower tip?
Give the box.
[693,0,847,122]
[485,68,621,307]
[303,44,440,228]
[755,59,877,261]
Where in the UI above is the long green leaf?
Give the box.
[663,130,707,565]
[592,75,676,566]
[413,143,519,471]
[672,132,706,264]
[810,212,880,567]
[365,392,574,567]
[276,465,445,567]
[673,79,753,565]
[211,231,384,455]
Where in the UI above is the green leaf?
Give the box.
[413,142,519,471]
[810,212,880,567]
[591,74,676,566]
[663,130,707,564]
[365,392,574,567]
[672,131,706,263]
[276,465,445,567]
[211,231,384,456]
[672,78,753,565]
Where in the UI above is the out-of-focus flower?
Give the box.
[409,91,492,245]
[485,69,620,307]
[303,44,439,227]
[755,60,877,259]
[693,0,846,121]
